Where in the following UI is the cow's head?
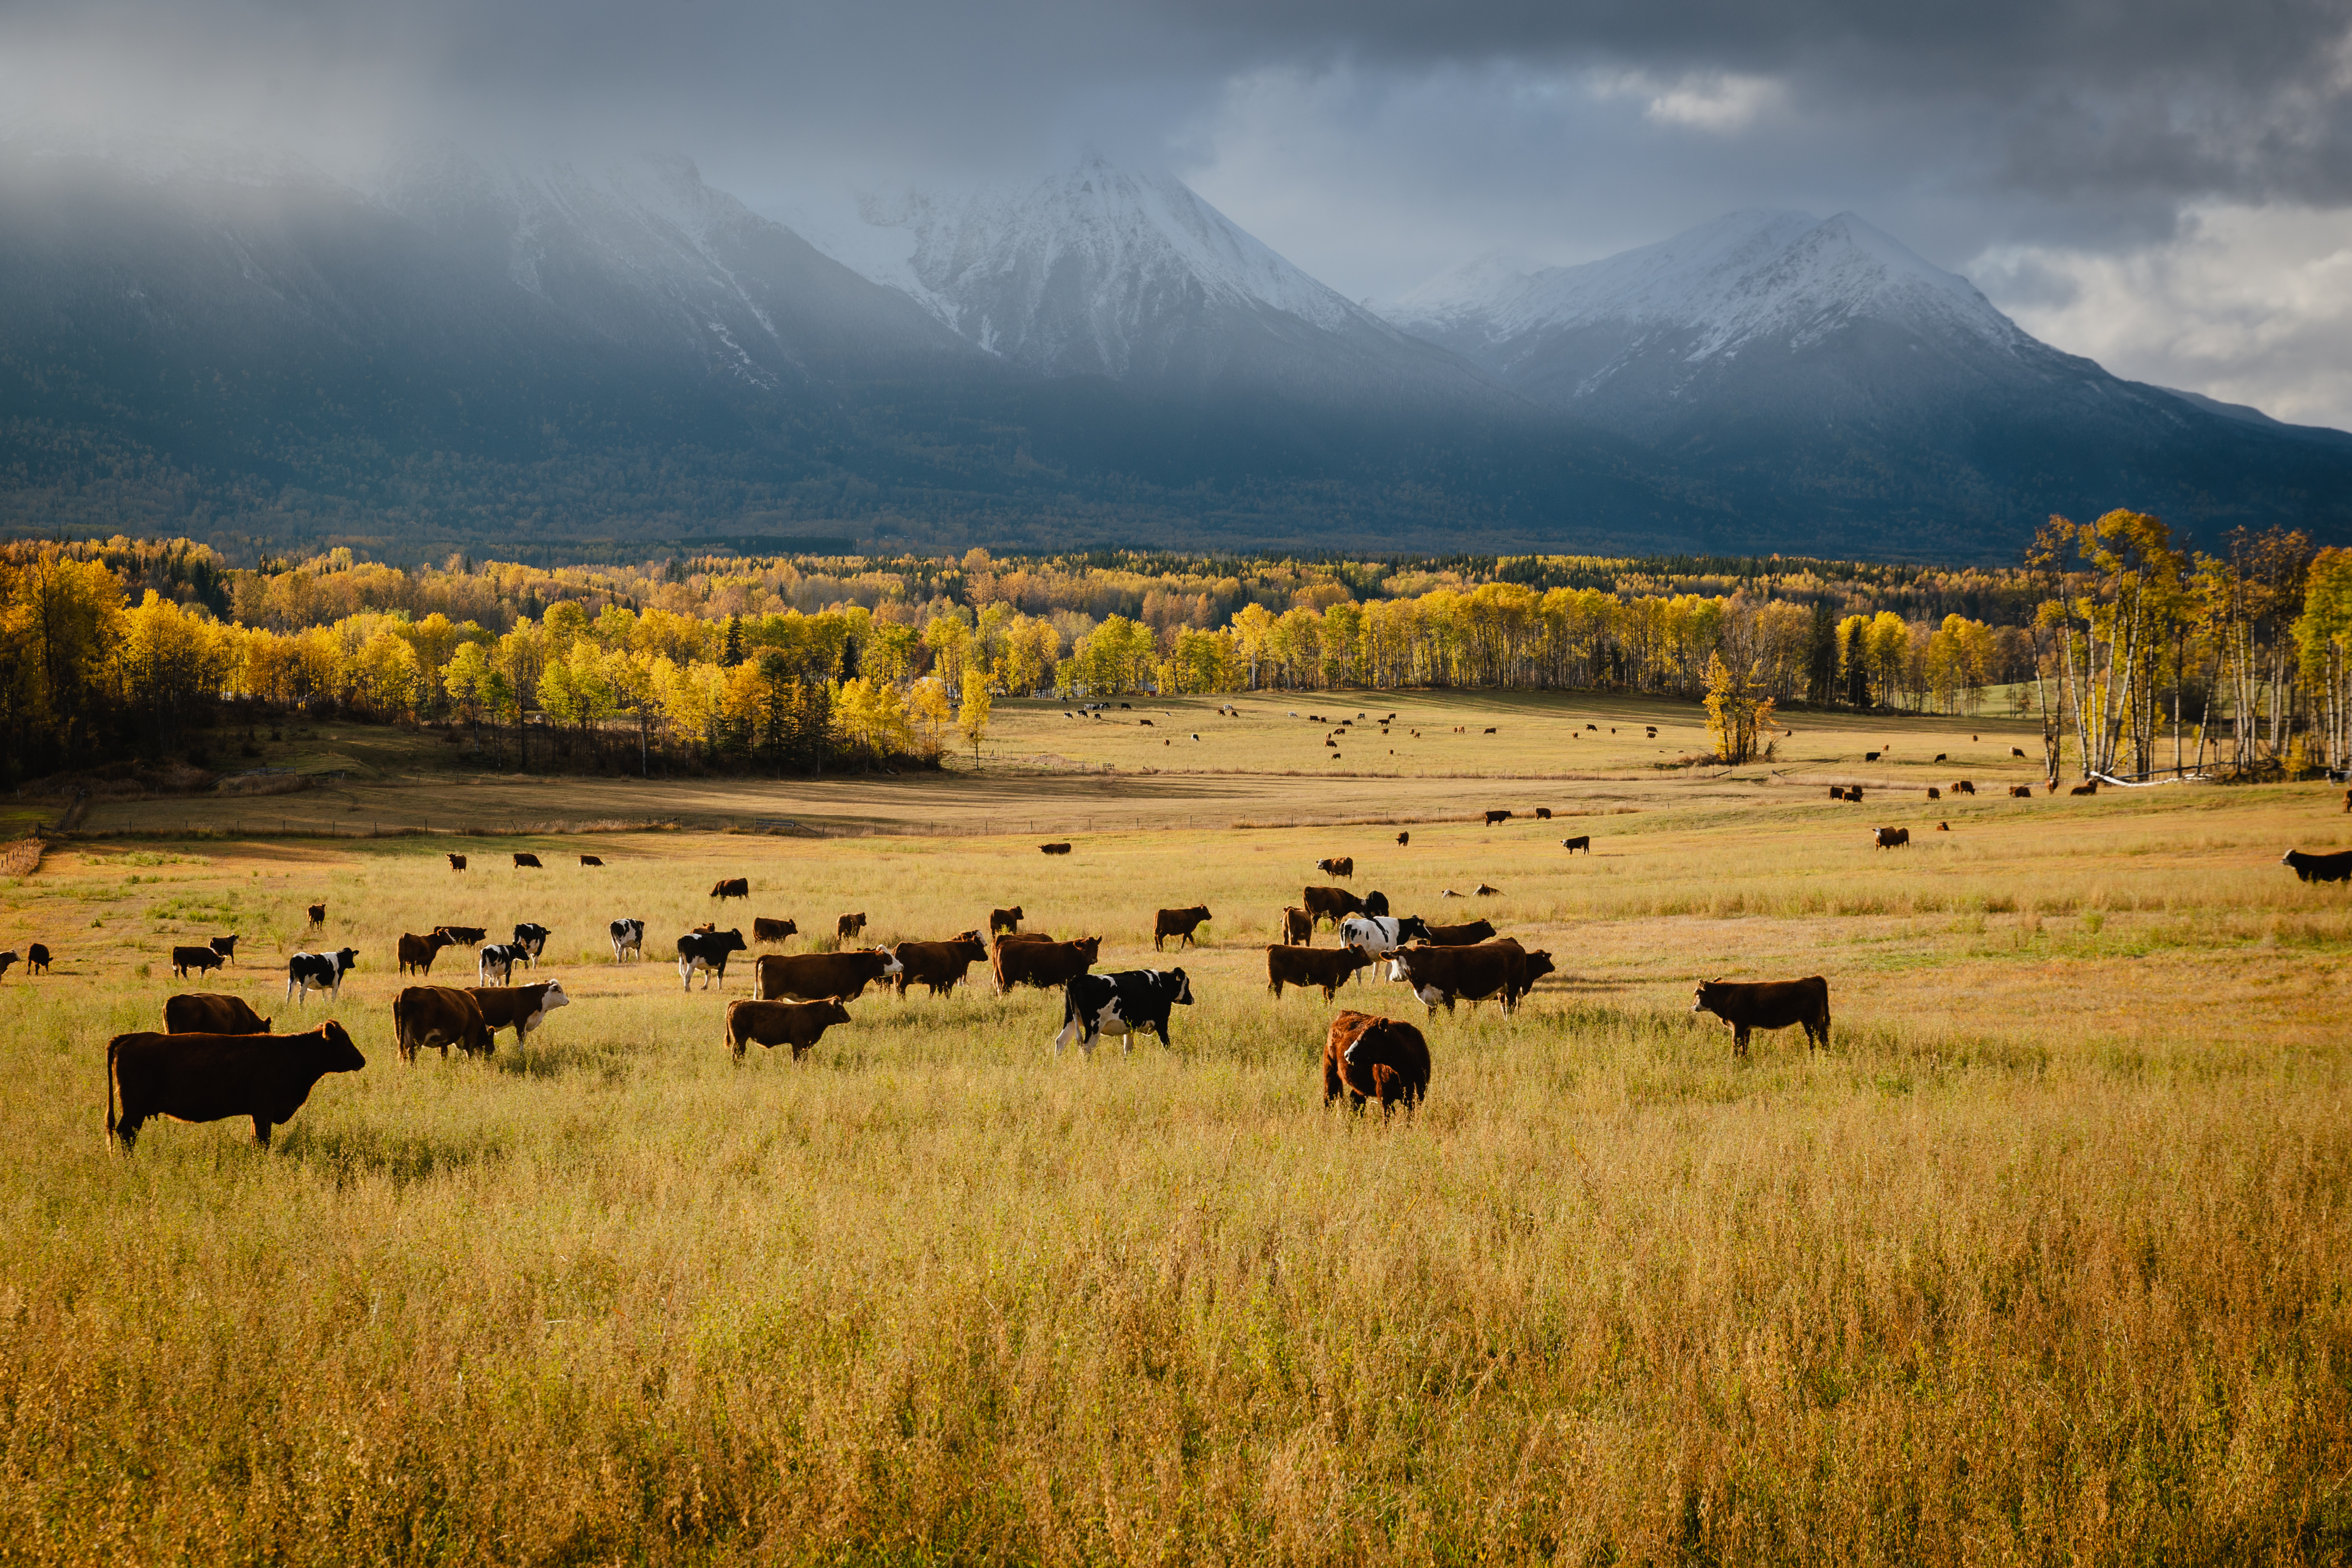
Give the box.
[1166,968,1194,1005]
[815,1000,852,1028]
[874,946,904,974]
[537,981,573,1012]
[1075,936,1102,960]
[314,1019,368,1071]
[335,948,359,966]
[1523,951,1556,986]
[1691,980,1724,1017]
[1396,916,1433,943]
[2283,849,2300,864]
[719,930,746,951]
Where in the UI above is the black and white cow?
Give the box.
[286,947,360,1004]
[477,943,531,985]
[1054,968,1195,1056]
[678,928,748,992]
[1337,914,1433,976]
[512,923,551,966]
[610,918,646,962]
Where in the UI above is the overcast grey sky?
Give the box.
[5,0,2351,425]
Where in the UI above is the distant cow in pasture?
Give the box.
[1154,906,1213,951]
[1055,968,1194,1055]
[711,877,749,900]
[26,943,50,974]
[1483,810,1512,826]
[2069,781,2099,796]
[448,853,467,871]
[1865,751,1880,762]
[1535,807,1552,820]
[106,1020,365,1150]
[2011,785,2033,798]
[1874,827,1910,850]
[677,929,749,991]
[1323,1011,1430,1116]
[393,986,492,1062]
[1934,753,1946,763]
[1039,842,1073,855]
[888,934,988,997]
[757,948,904,1003]
[1937,822,1950,831]
[1927,787,1941,800]
[0,951,15,981]
[579,855,603,867]
[989,907,1024,935]
[1562,835,1590,853]
[2013,747,2028,758]
[306,903,327,926]
[171,945,225,980]
[513,853,542,869]
[991,935,1099,994]
[836,913,867,940]
[1266,945,1369,999]
[465,981,570,1045]
[1690,976,1831,1059]
[1281,907,1313,945]
[1303,886,1365,929]
[1829,787,1844,801]
[1316,856,1354,879]
[752,917,798,945]
[610,919,646,962]
[2283,848,2352,884]
[1846,788,1864,803]
[1483,727,1497,734]
[726,999,851,1062]
[1952,780,1976,795]
[435,925,487,945]
[1474,883,1501,896]
[208,935,238,965]
[165,994,269,1035]
[1421,919,1495,947]
[1395,831,1410,847]
[398,931,455,976]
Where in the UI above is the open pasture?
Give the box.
[5,716,2352,1564]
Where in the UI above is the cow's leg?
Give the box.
[251,1117,272,1146]
[1734,1026,1750,1060]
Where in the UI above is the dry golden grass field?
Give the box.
[7,692,2352,1564]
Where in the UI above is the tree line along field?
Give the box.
[3,706,2352,1563]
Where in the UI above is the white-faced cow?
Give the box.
[286,948,359,1004]
[610,918,646,962]
[1055,968,1194,1055]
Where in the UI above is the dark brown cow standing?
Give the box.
[991,936,1099,994]
[1691,976,1832,1059]
[1391,939,1551,1015]
[307,903,327,926]
[2014,747,2029,758]
[1534,807,1553,820]
[513,853,543,869]
[393,986,493,1061]
[1267,945,1371,999]
[1395,831,1410,847]
[1873,827,1910,850]
[2283,848,2352,884]
[1421,919,1495,947]
[1952,780,1976,796]
[757,949,904,1003]
[1153,906,1212,951]
[727,999,852,1061]
[2011,785,2034,798]
[752,917,798,945]
[208,935,239,964]
[888,935,988,996]
[1323,1011,1430,1115]
[989,907,1024,935]
[171,945,226,979]
[1039,842,1073,855]
[398,930,457,976]
[164,994,271,1035]
[1281,907,1313,945]
[1303,885,1364,930]
[448,853,467,871]
[1561,835,1590,853]
[1316,857,1354,879]
[106,1020,365,1149]
[26,943,50,974]
[1927,786,1941,800]
[836,912,868,940]
[580,855,603,867]
[711,877,750,900]
[434,925,488,945]
[1483,809,1512,826]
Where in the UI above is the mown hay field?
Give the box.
[6,700,2352,1564]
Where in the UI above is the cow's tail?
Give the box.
[1053,987,1079,1055]
[104,1036,119,1145]
[392,989,412,1063]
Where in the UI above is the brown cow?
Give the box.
[836,912,868,940]
[2069,780,2099,796]
[2010,785,2033,798]
[513,853,543,869]
[1952,780,1976,796]
[888,934,988,997]
[1873,827,1910,850]
[1323,1011,1430,1115]
[1474,883,1502,896]
[2013,747,2029,758]
[208,935,239,965]
[580,854,604,867]
[756,949,904,1003]
[1281,907,1314,945]
[1927,786,1941,800]
[1153,906,1213,951]
[1391,939,1550,1015]
[753,917,799,945]
[991,935,1099,994]
[711,877,750,900]
[1421,919,1495,947]
[989,906,1024,935]
[164,993,271,1035]
[398,930,457,976]
[448,853,467,871]
[1561,835,1591,853]
[1534,807,1553,820]
[393,985,493,1062]
[1303,885,1365,930]
[434,925,488,945]
[1828,786,1844,801]
[1395,831,1410,847]
[26,943,50,974]
[726,999,852,1062]
[106,1020,365,1150]
[1690,976,1831,1059]
[306,903,327,926]
[170,945,226,979]
[1039,842,1073,855]
[1267,944,1371,999]
[1483,809,1512,826]
[464,981,571,1045]
[1316,856,1354,879]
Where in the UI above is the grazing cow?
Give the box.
[2013,747,2028,758]
[1268,944,1372,999]
[392,986,492,1062]
[726,999,852,1062]
[1535,807,1553,820]
[580,854,603,867]
[1474,883,1501,896]
[208,935,239,965]
[610,918,646,962]
[1421,919,1495,947]
[1281,907,1314,945]
[1562,835,1591,854]
[1361,890,1391,918]
[1055,968,1194,1055]
[1154,906,1213,951]
[477,943,530,986]
[1316,856,1354,879]
[1845,788,1864,803]
[465,981,571,1045]
[1337,914,1434,968]
[434,925,488,945]
[2011,785,2034,799]
[1873,827,1910,850]
[677,929,749,991]
[836,913,868,940]
[1303,885,1365,929]
[1934,753,1947,763]
[27,942,50,974]
[512,923,550,965]
[1690,976,1832,1059]
[1865,751,1880,763]
[711,877,749,901]
[2069,781,2099,796]
[1040,842,1073,856]
[1484,809,1512,826]
[2282,848,2352,884]
[307,903,326,926]
[171,945,226,979]
[991,936,1099,994]
[1937,822,1950,832]
[165,993,270,1034]
[1390,940,1549,1015]
[397,930,456,976]
[1323,1011,1430,1115]
[1484,727,1498,735]
[757,948,905,1002]
[990,907,1024,935]
[888,934,989,996]
[106,1020,365,1150]
[1927,787,1941,800]
[1396,831,1410,847]
[448,853,467,871]
[0,951,14,981]
[1952,780,1976,796]
[752,916,798,945]
[513,853,543,869]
